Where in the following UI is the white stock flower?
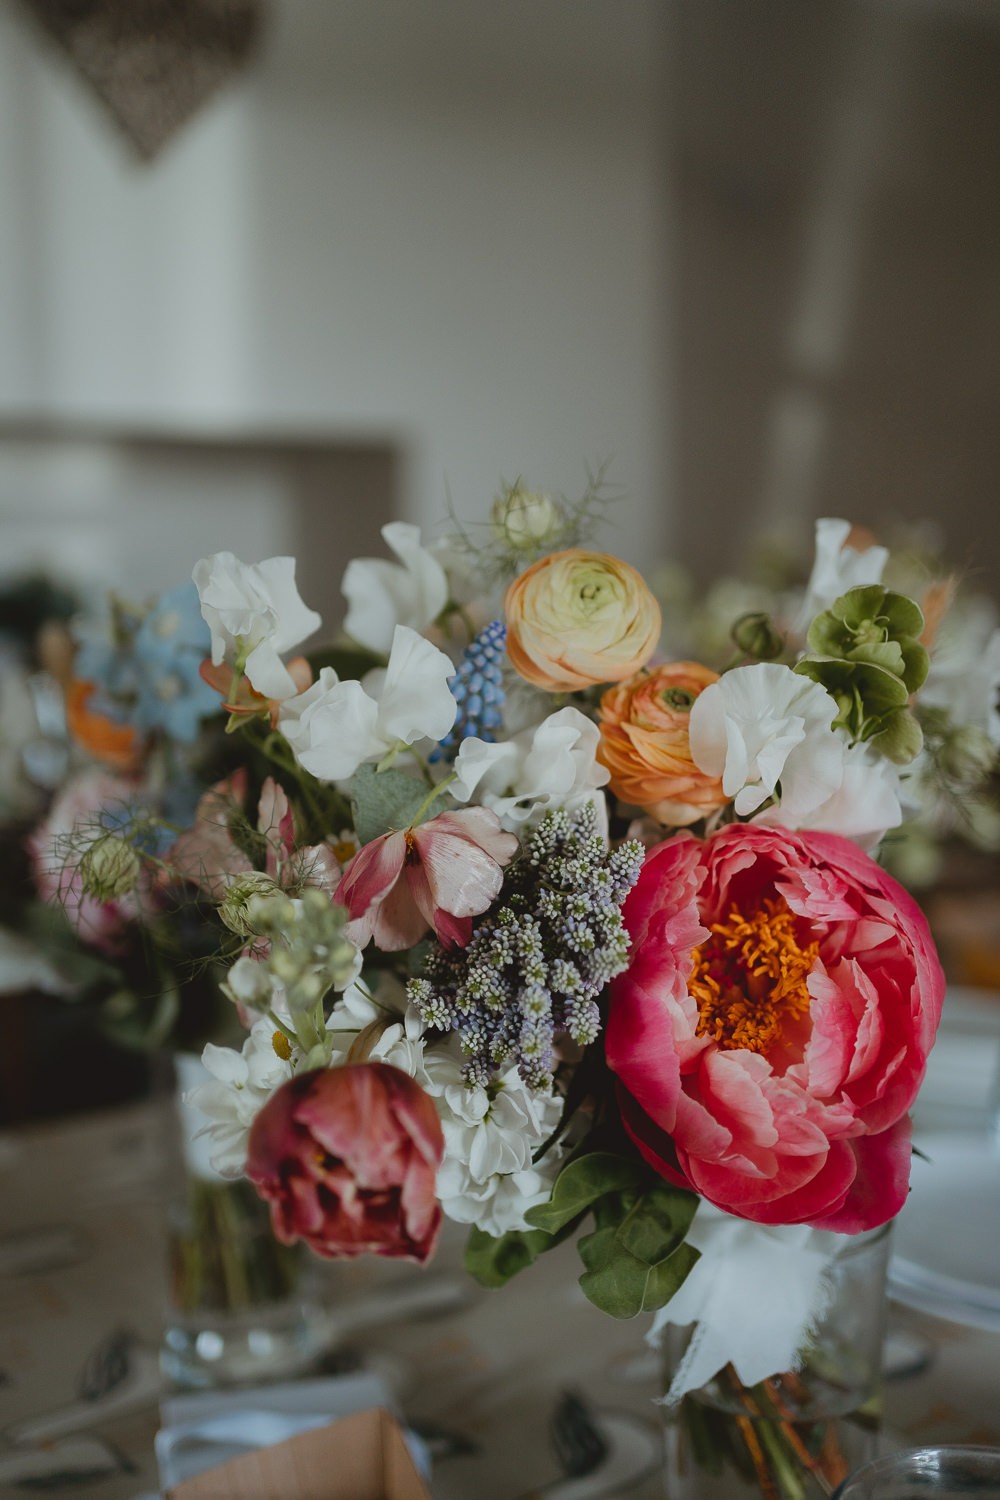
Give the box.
[452,705,609,833]
[325,985,561,1237]
[186,1021,294,1177]
[192,552,321,700]
[278,625,457,781]
[341,522,450,656]
[422,1051,564,1237]
[689,662,843,821]
[796,518,888,634]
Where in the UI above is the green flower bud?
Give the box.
[79,834,141,902]
[218,872,283,937]
[731,611,784,661]
[491,483,562,550]
[941,724,997,787]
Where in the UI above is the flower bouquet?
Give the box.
[54,484,999,1485]
[13,579,320,1380]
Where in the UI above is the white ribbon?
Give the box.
[648,1206,842,1405]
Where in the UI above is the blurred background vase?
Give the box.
[661,1223,893,1500]
[161,1050,330,1390]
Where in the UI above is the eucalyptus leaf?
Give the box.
[614,1182,698,1266]
[577,1225,650,1317]
[523,1152,648,1236]
[348,763,432,844]
[464,1226,554,1288]
[642,1240,700,1311]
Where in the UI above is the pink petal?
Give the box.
[336,833,406,920]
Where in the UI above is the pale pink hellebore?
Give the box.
[336,806,519,951]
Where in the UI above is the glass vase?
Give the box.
[161,1052,330,1389]
[661,1223,893,1500]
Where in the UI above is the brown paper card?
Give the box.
[167,1407,431,1500]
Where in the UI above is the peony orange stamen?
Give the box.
[690,896,818,1055]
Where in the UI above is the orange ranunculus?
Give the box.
[504,549,661,693]
[65,680,141,771]
[598,661,728,825]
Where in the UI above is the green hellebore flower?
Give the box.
[794,585,929,763]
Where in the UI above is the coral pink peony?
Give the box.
[247,1062,444,1262]
[336,807,518,951]
[606,823,945,1232]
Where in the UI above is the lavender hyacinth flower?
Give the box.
[407,803,643,1090]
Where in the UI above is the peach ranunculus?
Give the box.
[598,662,728,826]
[504,549,661,693]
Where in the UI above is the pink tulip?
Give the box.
[336,807,518,951]
[247,1063,444,1263]
[607,823,945,1232]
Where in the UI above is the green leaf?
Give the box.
[464,1226,554,1288]
[577,1225,650,1317]
[614,1182,698,1265]
[642,1241,700,1311]
[523,1152,647,1236]
[576,1226,699,1318]
[348,763,431,844]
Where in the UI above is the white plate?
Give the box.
[889,1129,1000,1330]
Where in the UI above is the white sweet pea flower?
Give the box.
[922,596,1000,747]
[185,1021,294,1178]
[192,552,321,700]
[341,522,450,656]
[796,518,888,634]
[452,705,609,833]
[755,740,903,850]
[689,662,844,821]
[278,625,457,781]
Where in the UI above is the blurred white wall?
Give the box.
[0,0,672,576]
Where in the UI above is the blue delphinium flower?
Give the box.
[132,581,220,742]
[75,582,219,745]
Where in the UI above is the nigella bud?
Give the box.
[79,833,141,902]
[490,483,562,549]
[941,724,997,787]
[218,872,283,937]
[731,611,784,661]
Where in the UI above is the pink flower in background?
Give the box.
[166,772,341,901]
[336,806,518,951]
[607,823,945,1233]
[27,768,144,953]
[247,1062,444,1263]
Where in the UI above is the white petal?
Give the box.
[376,625,457,745]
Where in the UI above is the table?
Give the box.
[2,1099,999,1499]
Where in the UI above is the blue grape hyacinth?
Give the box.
[434,618,507,760]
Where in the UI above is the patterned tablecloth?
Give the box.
[1,1098,999,1499]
